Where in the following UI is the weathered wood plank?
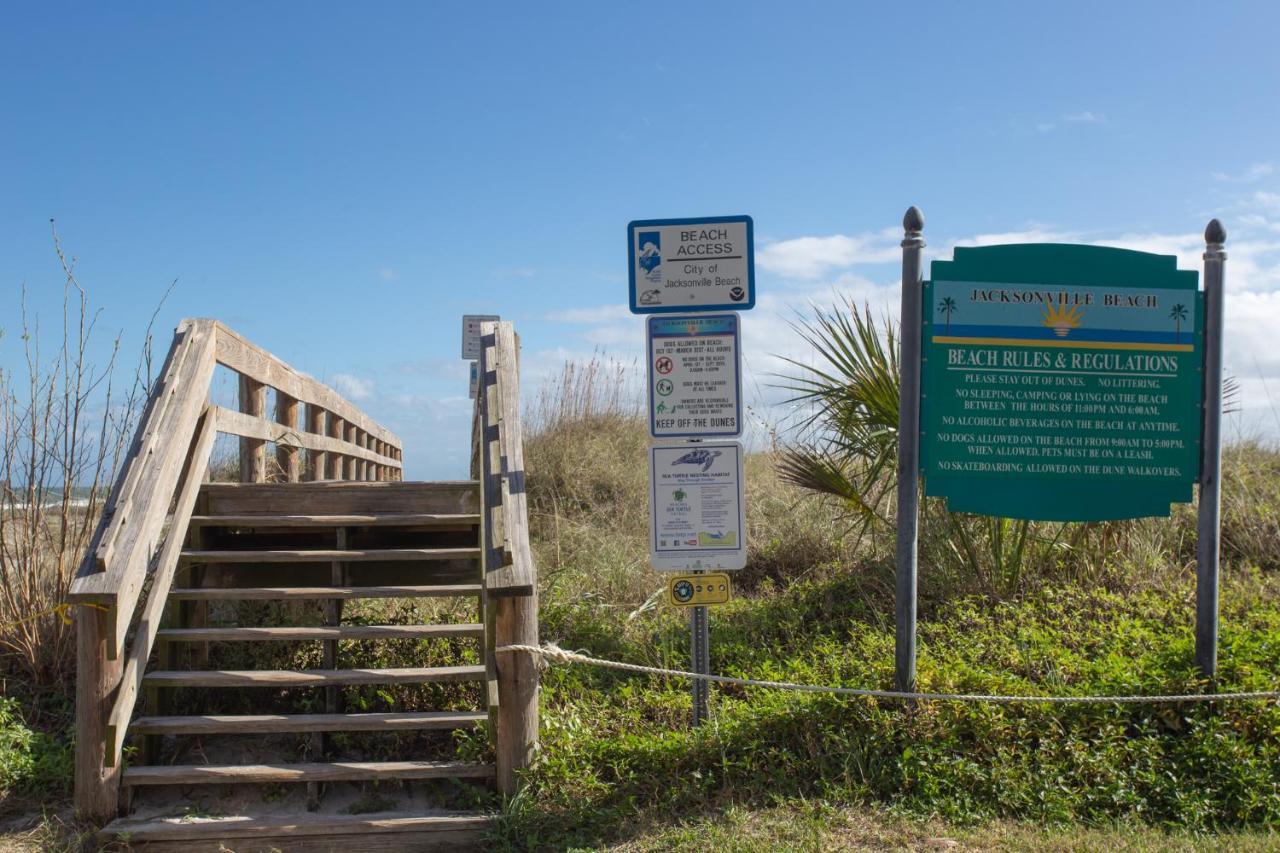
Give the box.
[166,584,481,601]
[123,760,494,785]
[104,408,217,768]
[214,407,399,468]
[179,547,479,563]
[100,812,490,845]
[156,623,483,641]
[188,512,481,527]
[130,711,486,734]
[212,321,401,449]
[142,665,486,687]
[200,481,479,515]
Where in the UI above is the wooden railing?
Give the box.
[471,321,539,795]
[69,318,403,820]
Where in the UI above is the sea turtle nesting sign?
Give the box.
[921,244,1203,521]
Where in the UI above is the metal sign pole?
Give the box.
[691,599,710,726]
[1196,219,1227,679]
[895,206,925,692]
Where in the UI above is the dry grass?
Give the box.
[0,228,156,690]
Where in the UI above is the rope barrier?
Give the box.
[0,601,107,633]
[496,642,1280,705]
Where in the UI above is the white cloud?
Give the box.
[757,231,899,279]
[331,372,374,401]
[1212,163,1275,184]
[1035,122,1056,133]
[494,267,537,278]
[377,267,398,282]
[1064,111,1105,124]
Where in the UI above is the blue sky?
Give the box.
[4,2,1280,478]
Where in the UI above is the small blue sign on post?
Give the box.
[628,216,755,313]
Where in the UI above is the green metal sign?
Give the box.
[921,244,1203,521]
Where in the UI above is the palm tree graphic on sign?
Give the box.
[936,297,957,333]
[1169,303,1188,343]
[938,297,957,334]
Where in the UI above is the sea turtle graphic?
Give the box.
[672,449,722,472]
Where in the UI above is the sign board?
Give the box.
[649,442,747,571]
[668,572,732,607]
[461,314,500,360]
[647,314,742,438]
[921,243,1202,521]
[628,216,754,313]
[468,361,480,400]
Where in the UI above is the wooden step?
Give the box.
[180,547,480,563]
[131,710,486,735]
[122,760,495,786]
[189,512,481,527]
[100,811,490,850]
[156,623,484,641]
[168,584,482,600]
[142,664,486,688]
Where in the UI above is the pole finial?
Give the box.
[903,206,924,233]
[1205,218,1226,245]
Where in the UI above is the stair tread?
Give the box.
[142,664,486,687]
[180,547,480,562]
[156,623,484,641]
[131,711,486,734]
[122,760,495,785]
[168,584,482,600]
[101,810,492,842]
[189,512,481,526]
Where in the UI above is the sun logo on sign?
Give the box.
[1042,302,1085,338]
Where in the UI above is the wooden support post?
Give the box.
[238,376,267,482]
[74,605,122,821]
[276,392,301,482]
[494,592,539,796]
[344,424,358,481]
[306,404,327,481]
[328,416,346,480]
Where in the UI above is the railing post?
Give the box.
[306,404,327,481]
[276,392,301,482]
[74,605,122,820]
[238,376,266,482]
[328,416,346,480]
[495,594,539,795]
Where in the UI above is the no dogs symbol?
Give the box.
[655,357,674,375]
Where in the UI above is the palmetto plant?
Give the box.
[775,299,900,530]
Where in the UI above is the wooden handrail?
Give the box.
[472,320,539,796]
[475,322,535,597]
[104,407,217,767]
[73,318,405,821]
[213,321,401,449]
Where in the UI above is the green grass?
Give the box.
[502,411,1280,849]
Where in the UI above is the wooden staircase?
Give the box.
[71,320,537,851]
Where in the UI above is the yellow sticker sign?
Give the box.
[667,572,732,607]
